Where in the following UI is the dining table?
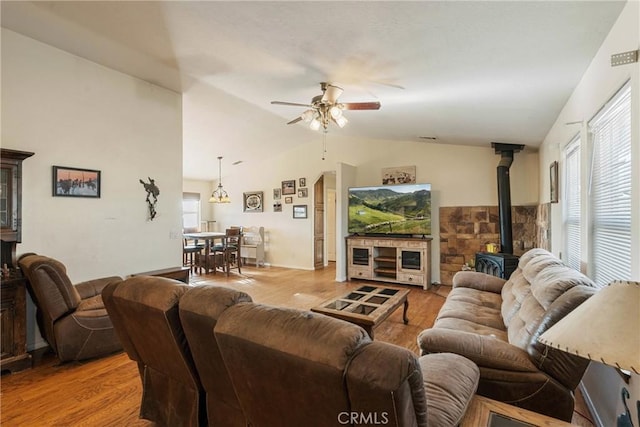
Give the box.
[183,231,226,274]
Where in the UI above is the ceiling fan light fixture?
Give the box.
[309,117,322,131]
[329,105,343,119]
[334,115,348,128]
[301,109,315,122]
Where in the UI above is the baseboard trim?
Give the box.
[579,381,604,427]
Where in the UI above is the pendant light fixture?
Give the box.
[209,156,230,203]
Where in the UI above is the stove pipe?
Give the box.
[491,143,524,255]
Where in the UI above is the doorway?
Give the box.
[313,176,324,269]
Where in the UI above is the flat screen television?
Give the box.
[348,183,431,236]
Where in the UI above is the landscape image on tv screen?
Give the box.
[348,183,431,235]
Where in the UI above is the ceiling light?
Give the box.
[309,117,322,131]
[329,105,343,119]
[334,115,348,128]
[301,109,315,122]
[209,156,230,203]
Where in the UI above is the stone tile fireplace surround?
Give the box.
[439,205,548,285]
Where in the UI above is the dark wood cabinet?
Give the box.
[1,148,34,374]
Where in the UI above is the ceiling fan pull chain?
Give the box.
[322,130,327,160]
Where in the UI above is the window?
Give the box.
[563,136,581,271]
[182,192,201,230]
[588,81,631,286]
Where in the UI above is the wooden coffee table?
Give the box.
[460,395,573,426]
[311,285,409,338]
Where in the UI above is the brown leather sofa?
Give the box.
[179,284,253,427]
[102,276,205,427]
[215,302,480,427]
[418,248,597,421]
[17,253,123,362]
[105,276,481,426]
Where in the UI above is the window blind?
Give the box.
[182,192,201,229]
[588,81,631,286]
[563,136,581,271]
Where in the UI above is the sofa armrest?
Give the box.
[418,328,538,373]
[452,271,506,293]
[75,276,122,299]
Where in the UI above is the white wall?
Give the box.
[208,132,539,282]
[538,1,640,425]
[2,30,184,348]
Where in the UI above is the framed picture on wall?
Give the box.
[52,166,101,198]
[382,165,416,185]
[273,188,281,200]
[282,180,296,195]
[298,188,308,198]
[550,161,559,203]
[243,191,264,212]
[284,196,293,204]
[273,201,282,212]
[293,205,307,219]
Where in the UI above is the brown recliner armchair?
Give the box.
[17,253,123,362]
[178,285,253,426]
[102,276,204,427]
[215,302,480,426]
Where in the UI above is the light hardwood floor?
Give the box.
[0,264,593,426]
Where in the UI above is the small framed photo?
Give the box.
[293,205,307,219]
[243,191,264,212]
[298,188,308,198]
[53,166,101,198]
[382,165,416,185]
[273,201,282,212]
[550,161,559,203]
[282,180,296,195]
[299,177,306,187]
[273,188,281,200]
[285,196,293,204]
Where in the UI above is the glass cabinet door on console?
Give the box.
[352,247,370,266]
[347,239,373,280]
[397,249,426,287]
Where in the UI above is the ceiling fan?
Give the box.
[271,82,381,132]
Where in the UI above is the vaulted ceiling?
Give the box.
[1,1,627,180]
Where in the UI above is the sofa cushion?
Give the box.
[500,269,532,327]
[433,317,508,342]
[435,287,505,331]
[76,294,105,312]
[419,353,479,426]
[521,250,564,284]
[531,265,595,310]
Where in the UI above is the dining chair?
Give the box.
[183,227,205,274]
[212,228,242,276]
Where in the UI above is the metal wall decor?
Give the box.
[139,177,159,220]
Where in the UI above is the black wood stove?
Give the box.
[475,143,524,280]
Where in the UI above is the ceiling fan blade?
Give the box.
[271,101,313,108]
[342,102,381,110]
[287,116,304,125]
[322,84,343,104]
